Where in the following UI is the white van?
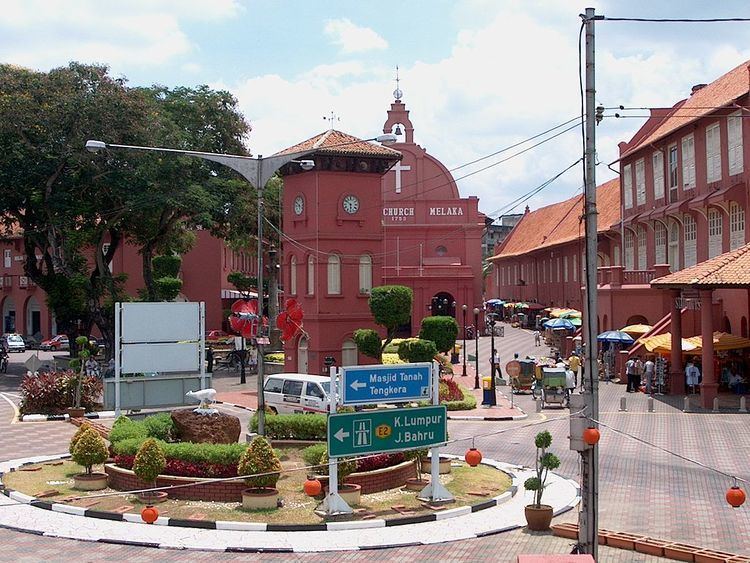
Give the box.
[263,373,331,414]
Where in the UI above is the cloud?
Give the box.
[324,18,388,54]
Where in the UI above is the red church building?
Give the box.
[279,91,485,374]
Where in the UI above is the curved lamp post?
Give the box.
[473,307,480,390]
[85,133,396,435]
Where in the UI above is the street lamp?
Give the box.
[473,307,480,390]
[487,313,497,407]
[462,304,467,377]
[85,133,396,436]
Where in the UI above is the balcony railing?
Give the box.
[597,264,671,287]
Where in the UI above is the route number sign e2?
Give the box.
[327,405,447,458]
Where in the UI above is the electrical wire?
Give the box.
[602,16,750,23]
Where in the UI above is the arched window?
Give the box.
[708,208,723,258]
[290,256,297,295]
[683,214,697,267]
[307,255,315,295]
[730,202,745,250]
[637,225,647,270]
[654,222,667,264]
[342,339,358,366]
[669,222,680,272]
[359,254,372,294]
[624,230,634,270]
[327,254,341,295]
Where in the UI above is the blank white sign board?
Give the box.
[121,342,200,373]
[121,302,200,343]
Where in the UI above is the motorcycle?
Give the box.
[0,351,7,373]
[465,325,475,340]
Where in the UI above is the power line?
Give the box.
[603,16,750,23]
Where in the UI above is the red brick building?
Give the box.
[279,93,485,374]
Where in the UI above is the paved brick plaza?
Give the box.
[0,325,748,560]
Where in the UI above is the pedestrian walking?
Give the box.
[634,356,644,392]
[206,346,214,373]
[643,355,655,395]
[248,347,258,373]
[685,361,700,394]
[568,352,580,388]
[533,330,541,346]
[492,350,502,381]
[625,356,638,392]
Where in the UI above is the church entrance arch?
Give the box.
[430,292,456,317]
[2,296,16,333]
[625,314,649,326]
[25,295,42,337]
[297,337,309,374]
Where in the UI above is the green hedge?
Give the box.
[301,443,327,468]
[109,414,175,443]
[250,413,327,440]
[112,437,247,466]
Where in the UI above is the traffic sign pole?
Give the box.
[418,361,454,503]
[321,366,352,515]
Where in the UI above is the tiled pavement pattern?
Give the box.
[0,326,748,560]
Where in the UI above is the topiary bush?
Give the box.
[238,436,282,489]
[301,443,327,469]
[142,412,175,442]
[112,438,247,466]
[524,430,561,508]
[419,315,459,353]
[249,412,327,440]
[69,422,93,454]
[133,438,166,487]
[398,338,438,363]
[353,328,381,360]
[71,427,108,475]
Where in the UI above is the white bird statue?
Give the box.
[186,388,217,411]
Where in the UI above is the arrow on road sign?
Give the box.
[349,380,366,391]
[334,428,350,442]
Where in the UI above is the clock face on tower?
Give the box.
[342,194,359,214]
[293,195,304,215]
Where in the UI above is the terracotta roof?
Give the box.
[651,242,750,288]
[489,178,620,260]
[275,129,402,159]
[623,60,750,157]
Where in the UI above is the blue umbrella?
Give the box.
[543,318,575,330]
[486,299,505,305]
[596,330,635,345]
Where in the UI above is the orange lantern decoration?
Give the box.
[726,485,746,508]
[465,447,483,467]
[582,427,600,446]
[141,505,159,524]
[303,476,322,497]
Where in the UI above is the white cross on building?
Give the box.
[391,161,411,194]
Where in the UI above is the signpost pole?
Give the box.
[114,302,121,418]
[419,361,454,502]
[322,366,352,515]
[199,302,206,390]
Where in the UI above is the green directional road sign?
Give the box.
[327,405,447,457]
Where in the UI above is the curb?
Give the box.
[448,411,528,421]
[21,411,116,423]
[214,400,255,412]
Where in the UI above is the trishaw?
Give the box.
[539,366,569,408]
[510,359,536,394]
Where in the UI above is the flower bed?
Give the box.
[315,459,417,494]
[19,370,101,415]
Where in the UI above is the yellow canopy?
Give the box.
[550,308,577,318]
[685,332,750,351]
[640,333,699,354]
[621,324,653,335]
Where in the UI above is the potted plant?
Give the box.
[238,436,282,510]
[132,438,168,503]
[71,427,109,490]
[421,450,452,475]
[523,430,561,531]
[403,447,429,491]
[320,452,361,505]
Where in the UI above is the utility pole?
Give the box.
[579,7,601,559]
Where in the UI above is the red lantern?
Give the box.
[141,504,159,524]
[726,486,746,508]
[303,477,322,497]
[582,427,600,446]
[465,447,483,467]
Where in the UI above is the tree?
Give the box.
[71,427,108,476]
[354,285,413,361]
[133,438,166,488]
[238,436,282,490]
[419,316,459,354]
[523,430,561,508]
[398,338,438,363]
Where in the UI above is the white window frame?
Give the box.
[635,158,646,206]
[623,163,633,209]
[730,201,745,250]
[681,134,696,189]
[637,225,647,270]
[572,254,577,282]
[563,256,569,282]
[613,245,620,266]
[668,144,679,201]
[683,214,697,267]
[4,249,10,269]
[708,208,723,258]
[290,256,297,295]
[556,258,560,282]
[358,254,372,294]
[307,255,315,295]
[728,111,744,176]
[655,222,667,265]
[706,122,722,183]
[624,230,634,271]
[327,254,341,295]
[669,222,680,272]
[652,151,665,200]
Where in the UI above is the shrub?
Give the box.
[152,254,181,278]
[133,438,166,486]
[111,438,247,467]
[439,378,464,402]
[71,427,108,475]
[524,430,561,508]
[419,316,459,353]
[250,412,327,440]
[238,436,282,489]
[382,353,406,365]
[69,422,93,454]
[403,447,429,475]
[143,412,176,442]
[353,328,381,359]
[319,452,357,487]
[355,452,404,473]
[419,382,476,411]
[398,338,437,363]
[301,443,327,469]
[264,352,284,363]
[19,370,101,415]
[108,417,149,443]
[382,338,408,354]
[114,454,238,478]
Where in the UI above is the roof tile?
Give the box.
[651,242,750,288]
[274,129,402,159]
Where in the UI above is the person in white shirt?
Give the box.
[685,361,700,393]
[643,357,655,395]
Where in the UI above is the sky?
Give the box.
[4,0,750,220]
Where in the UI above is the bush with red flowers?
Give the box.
[19,370,102,415]
[439,377,464,402]
[114,454,238,478]
[355,452,405,473]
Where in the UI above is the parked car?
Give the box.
[40,334,70,351]
[263,373,331,414]
[3,334,26,353]
[206,329,233,344]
